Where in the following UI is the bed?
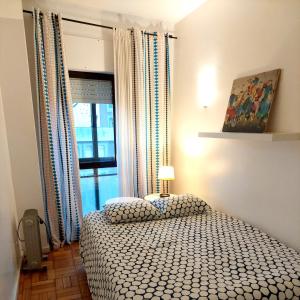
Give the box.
[80,207,300,299]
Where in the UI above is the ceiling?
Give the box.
[25,0,207,24]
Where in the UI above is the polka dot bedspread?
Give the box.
[80,209,300,299]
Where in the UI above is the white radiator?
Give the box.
[22,209,43,270]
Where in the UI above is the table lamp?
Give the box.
[158,166,175,197]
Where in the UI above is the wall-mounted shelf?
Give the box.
[198,132,300,141]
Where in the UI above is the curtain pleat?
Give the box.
[113,29,136,197]
[113,28,172,198]
[34,9,82,248]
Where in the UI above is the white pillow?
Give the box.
[103,198,161,224]
[150,194,210,219]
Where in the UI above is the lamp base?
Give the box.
[159,193,170,198]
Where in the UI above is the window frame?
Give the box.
[69,71,117,170]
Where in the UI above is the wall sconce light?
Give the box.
[197,64,217,108]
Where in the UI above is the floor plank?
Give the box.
[18,243,92,300]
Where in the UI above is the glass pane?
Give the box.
[80,167,119,215]
[96,103,115,160]
[79,169,97,215]
[73,103,93,159]
[98,167,119,211]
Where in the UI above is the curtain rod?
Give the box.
[23,9,178,39]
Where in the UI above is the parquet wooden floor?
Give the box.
[18,242,92,300]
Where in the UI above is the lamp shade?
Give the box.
[158,166,175,180]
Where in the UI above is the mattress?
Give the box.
[80,209,300,299]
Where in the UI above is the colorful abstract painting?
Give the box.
[222,69,281,133]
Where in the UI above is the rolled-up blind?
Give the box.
[70,77,113,104]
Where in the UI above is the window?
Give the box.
[70,71,119,215]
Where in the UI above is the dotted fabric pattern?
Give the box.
[103,199,161,224]
[80,209,300,300]
[150,194,210,219]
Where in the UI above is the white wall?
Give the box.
[0,0,45,253]
[0,86,21,299]
[172,0,300,251]
[0,87,21,300]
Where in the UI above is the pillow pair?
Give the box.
[104,194,209,224]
